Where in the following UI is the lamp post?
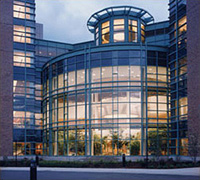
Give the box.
[145,40,150,168]
[145,131,148,168]
[15,140,18,167]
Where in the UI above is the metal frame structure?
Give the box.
[87,6,154,33]
[42,43,168,156]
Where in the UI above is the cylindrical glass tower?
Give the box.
[42,6,169,156]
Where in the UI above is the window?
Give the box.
[178,16,187,36]
[68,71,75,86]
[13,111,34,128]
[13,1,34,20]
[77,70,85,85]
[178,25,187,36]
[95,27,99,45]
[14,25,34,44]
[101,21,110,44]
[113,19,125,42]
[178,16,187,27]
[129,20,138,42]
[13,80,35,97]
[141,24,145,43]
[14,50,34,67]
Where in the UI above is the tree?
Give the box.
[148,130,167,161]
[111,131,129,155]
[130,140,140,155]
[93,134,101,155]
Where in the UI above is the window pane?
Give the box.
[114,32,125,42]
[102,21,110,44]
[102,33,110,44]
[129,32,137,42]
[102,27,109,34]
[102,21,109,29]
[178,16,186,27]
[77,70,85,84]
[114,25,124,31]
[114,19,124,25]
[129,20,137,26]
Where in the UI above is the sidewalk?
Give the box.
[1,167,200,176]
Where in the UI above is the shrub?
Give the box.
[181,164,188,168]
[176,164,181,168]
[162,165,168,169]
[148,165,155,169]
[159,159,165,166]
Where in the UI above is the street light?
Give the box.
[15,139,18,167]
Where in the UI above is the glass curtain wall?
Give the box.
[169,0,188,156]
[42,49,168,156]
[13,0,43,156]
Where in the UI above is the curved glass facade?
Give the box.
[42,48,168,156]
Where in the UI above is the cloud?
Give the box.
[36,0,168,43]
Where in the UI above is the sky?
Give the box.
[36,0,169,44]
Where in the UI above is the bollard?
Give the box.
[145,157,149,168]
[36,155,39,166]
[30,160,37,180]
[122,154,126,167]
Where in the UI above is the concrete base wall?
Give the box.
[1,156,200,162]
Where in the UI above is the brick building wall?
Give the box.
[187,0,200,151]
[0,0,13,156]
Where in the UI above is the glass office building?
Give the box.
[42,7,169,156]
[1,0,199,157]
